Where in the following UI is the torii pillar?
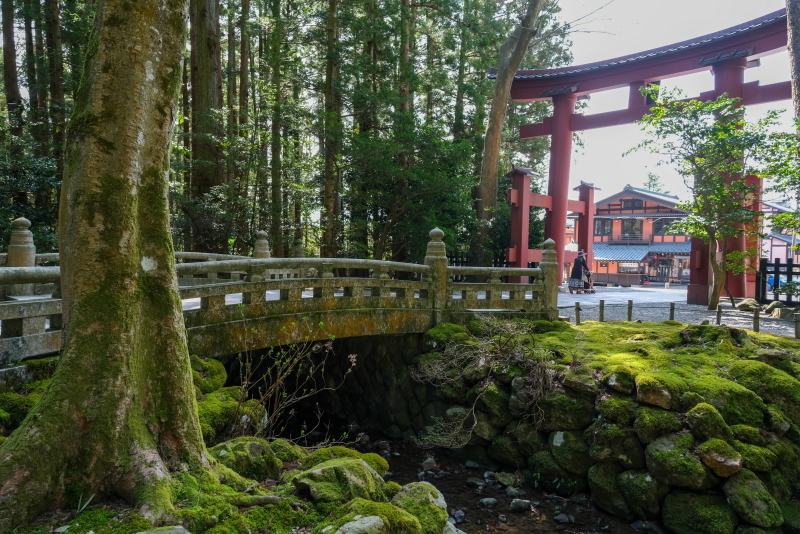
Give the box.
[548,92,579,273]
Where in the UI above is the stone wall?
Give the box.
[318,334,448,441]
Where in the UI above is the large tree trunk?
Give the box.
[190,0,224,197]
[3,0,24,140]
[788,0,800,121]
[269,0,283,257]
[321,0,340,258]
[0,0,209,529]
[43,0,65,182]
[475,0,545,221]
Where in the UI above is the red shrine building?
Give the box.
[502,9,791,305]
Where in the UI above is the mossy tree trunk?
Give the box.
[0,0,212,530]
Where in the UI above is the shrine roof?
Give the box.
[490,9,785,81]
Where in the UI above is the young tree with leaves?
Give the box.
[632,89,795,310]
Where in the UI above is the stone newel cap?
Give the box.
[429,228,444,241]
[12,217,31,230]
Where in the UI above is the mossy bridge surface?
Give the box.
[0,230,559,368]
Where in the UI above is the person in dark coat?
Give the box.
[569,251,588,293]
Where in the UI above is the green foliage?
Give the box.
[631,89,796,308]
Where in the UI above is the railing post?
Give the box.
[6,217,36,297]
[251,230,271,281]
[599,299,605,322]
[627,300,633,321]
[795,313,800,340]
[669,302,675,321]
[716,305,723,326]
[753,309,760,333]
[423,228,449,324]
[539,239,558,321]
[575,302,581,325]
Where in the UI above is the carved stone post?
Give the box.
[539,239,558,320]
[6,217,36,297]
[424,228,449,324]
[251,230,270,281]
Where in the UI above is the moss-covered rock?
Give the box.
[688,403,734,442]
[562,368,598,396]
[487,435,526,468]
[537,390,596,432]
[390,482,447,534]
[662,492,739,534]
[527,450,588,496]
[472,410,501,443]
[696,438,743,477]
[196,387,243,442]
[633,407,683,444]
[269,438,308,463]
[635,372,687,410]
[587,463,633,521]
[548,430,594,476]
[690,376,766,427]
[733,527,782,534]
[616,470,668,521]
[584,420,645,469]
[765,403,793,436]
[321,498,423,534]
[209,437,282,481]
[781,502,800,534]
[503,420,546,457]
[729,360,800,426]
[303,447,389,477]
[191,355,228,394]
[603,365,637,394]
[292,458,386,502]
[645,433,718,490]
[423,323,470,351]
[731,424,766,446]
[731,440,778,473]
[597,395,639,426]
[723,469,784,528]
[467,379,511,427]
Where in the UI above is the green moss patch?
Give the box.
[390,482,447,534]
[209,437,282,481]
[316,498,423,534]
[687,402,733,442]
[302,446,389,477]
[191,355,228,394]
[662,492,739,534]
[634,407,682,444]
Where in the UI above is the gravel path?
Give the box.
[557,287,797,338]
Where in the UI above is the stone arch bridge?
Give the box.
[0,229,559,368]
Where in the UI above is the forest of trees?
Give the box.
[0,0,572,262]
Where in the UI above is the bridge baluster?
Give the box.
[200,294,225,310]
[0,316,45,338]
[314,262,335,299]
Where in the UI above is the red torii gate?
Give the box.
[502,8,791,304]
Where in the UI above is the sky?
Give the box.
[552,0,791,202]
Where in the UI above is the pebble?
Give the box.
[384,471,393,477]
[498,514,507,523]
[466,477,485,488]
[391,452,400,457]
[505,486,525,498]
[417,471,426,481]
[483,471,495,480]
[631,520,667,534]
[509,499,531,512]
[447,518,456,525]
[54,528,70,533]
[494,472,516,487]
[451,510,466,523]
[464,460,481,469]
[554,513,575,524]
[480,498,497,507]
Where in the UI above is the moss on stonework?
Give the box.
[597,395,639,426]
[634,407,682,444]
[191,355,228,394]
[391,482,448,534]
[662,492,739,534]
[687,402,733,442]
[422,323,470,351]
[302,446,389,477]
[270,438,308,463]
[209,437,282,481]
[14,510,152,534]
[732,440,779,473]
[729,360,800,425]
[731,424,766,446]
[314,497,422,534]
[386,480,403,499]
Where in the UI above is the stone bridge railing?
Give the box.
[0,228,558,367]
